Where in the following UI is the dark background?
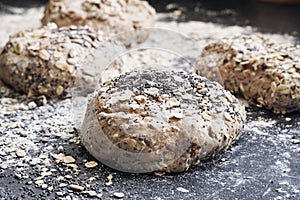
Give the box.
[1,0,300,38]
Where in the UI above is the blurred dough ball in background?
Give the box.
[0,24,112,98]
[41,0,156,47]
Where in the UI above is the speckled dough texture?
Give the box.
[41,0,156,46]
[0,24,106,98]
[81,70,246,173]
[196,35,300,114]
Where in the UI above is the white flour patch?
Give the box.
[0,7,43,46]
[275,160,291,173]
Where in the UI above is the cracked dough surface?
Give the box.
[81,70,246,173]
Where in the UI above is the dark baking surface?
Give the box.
[1,105,299,199]
[0,1,299,200]
[148,0,300,40]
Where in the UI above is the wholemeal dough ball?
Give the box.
[0,24,107,98]
[41,0,156,46]
[196,35,300,114]
[81,70,246,173]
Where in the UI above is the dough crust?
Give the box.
[81,70,245,173]
[196,35,300,114]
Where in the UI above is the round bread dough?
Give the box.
[81,70,245,173]
[0,24,106,98]
[41,0,156,47]
[195,35,300,114]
